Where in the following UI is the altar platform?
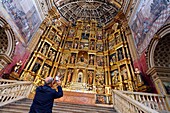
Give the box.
[55,90,96,105]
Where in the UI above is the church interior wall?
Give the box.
[128,0,170,92]
[0,0,44,77]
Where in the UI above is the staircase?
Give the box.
[0,99,117,113]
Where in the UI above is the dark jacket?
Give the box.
[29,85,63,113]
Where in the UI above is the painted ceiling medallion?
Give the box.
[54,0,122,26]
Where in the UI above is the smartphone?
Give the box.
[55,76,59,81]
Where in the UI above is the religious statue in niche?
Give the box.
[48,50,56,61]
[60,53,69,64]
[109,40,115,50]
[57,69,65,81]
[96,74,105,86]
[79,54,84,62]
[115,33,121,44]
[134,68,144,85]
[110,54,116,66]
[51,51,56,61]
[100,44,104,51]
[89,55,94,65]
[70,53,76,64]
[68,29,75,38]
[90,41,95,50]
[53,35,58,42]
[65,41,72,49]
[41,66,49,78]
[48,31,55,40]
[14,60,23,73]
[67,69,73,83]
[74,41,78,49]
[87,71,94,85]
[68,41,72,49]
[118,49,123,60]
[56,41,60,48]
[64,42,69,49]
[121,66,128,81]
[42,44,48,55]
[111,70,119,85]
[79,42,84,49]
[97,44,103,52]
[97,56,104,66]
[97,31,102,40]
[32,62,41,73]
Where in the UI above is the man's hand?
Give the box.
[56,80,61,86]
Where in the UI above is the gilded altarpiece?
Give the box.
[21,19,145,104]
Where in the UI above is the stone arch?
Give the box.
[146,23,170,95]
[0,16,16,70]
[147,23,170,68]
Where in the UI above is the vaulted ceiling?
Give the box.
[53,0,123,26]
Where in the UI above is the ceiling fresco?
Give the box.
[53,0,123,26]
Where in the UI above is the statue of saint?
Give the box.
[74,42,78,49]
[89,55,94,65]
[68,29,74,38]
[65,43,69,49]
[41,66,49,78]
[14,60,23,73]
[135,68,143,84]
[80,54,84,62]
[48,51,55,61]
[113,70,118,84]
[70,54,75,63]
[118,50,123,60]
[42,45,48,55]
[49,32,54,40]
[121,66,128,80]
[32,63,41,73]
[51,51,56,61]
[88,71,93,85]
[67,69,73,83]
[90,42,95,50]
[80,43,84,49]
[112,55,116,64]
[97,32,102,40]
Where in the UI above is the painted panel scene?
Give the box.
[2,0,41,43]
[131,0,170,53]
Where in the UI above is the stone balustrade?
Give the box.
[112,90,159,113]
[121,91,169,112]
[0,79,33,107]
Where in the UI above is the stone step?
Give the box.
[0,108,74,113]
[6,103,115,113]
[18,99,113,109]
[0,99,117,113]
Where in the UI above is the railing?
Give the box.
[0,79,33,107]
[112,90,159,113]
[121,91,169,112]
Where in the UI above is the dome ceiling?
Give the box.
[53,0,122,26]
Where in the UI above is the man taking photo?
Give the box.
[29,76,63,113]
